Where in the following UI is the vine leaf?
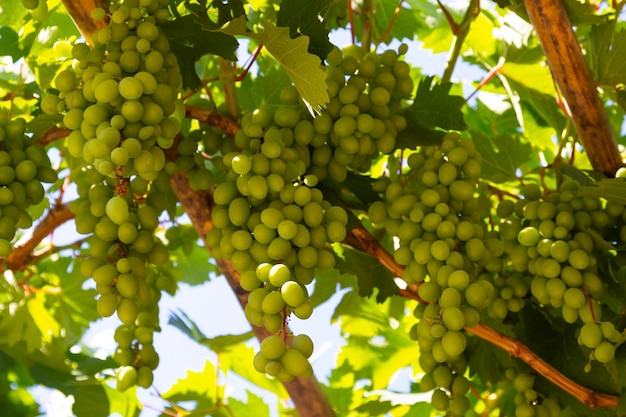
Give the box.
[334,248,398,303]
[168,310,253,353]
[161,360,218,409]
[470,130,536,181]
[398,76,467,147]
[162,15,239,89]
[0,26,23,61]
[587,25,626,87]
[73,385,140,417]
[221,17,329,115]
[276,0,334,60]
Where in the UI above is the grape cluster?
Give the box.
[207,91,351,379]
[306,45,413,183]
[500,368,561,417]
[496,180,625,364]
[253,334,314,383]
[370,132,484,362]
[0,109,57,257]
[47,0,183,391]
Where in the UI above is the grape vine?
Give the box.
[3,0,626,416]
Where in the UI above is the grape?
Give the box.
[441,330,466,357]
[594,341,616,363]
[260,335,286,360]
[280,348,312,376]
[106,196,130,225]
[116,366,138,392]
[97,293,119,317]
[579,322,602,348]
[117,298,139,325]
[281,281,305,307]
[292,334,314,358]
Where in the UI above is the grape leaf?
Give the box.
[588,25,626,87]
[470,130,537,181]
[576,178,626,205]
[221,17,329,115]
[161,360,218,405]
[170,241,220,286]
[276,0,334,59]
[162,15,239,89]
[334,248,398,303]
[228,391,270,417]
[0,27,23,62]
[406,76,467,131]
[168,309,253,353]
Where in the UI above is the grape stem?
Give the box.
[349,221,620,409]
[439,0,480,83]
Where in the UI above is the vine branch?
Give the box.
[5,202,75,272]
[523,0,622,176]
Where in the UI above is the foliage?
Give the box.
[1,0,626,416]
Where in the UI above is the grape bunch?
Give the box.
[369,132,485,361]
[206,91,351,380]
[46,0,184,391]
[306,45,413,183]
[500,368,561,417]
[253,334,314,383]
[0,109,57,257]
[495,180,625,364]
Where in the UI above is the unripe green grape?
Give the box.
[280,348,312,376]
[281,281,305,307]
[431,388,449,411]
[291,334,314,358]
[594,341,616,363]
[441,330,466,357]
[442,307,465,331]
[116,273,138,298]
[260,335,286,360]
[116,366,137,392]
[294,302,313,319]
[117,298,139,325]
[261,290,286,315]
[96,293,118,317]
[579,322,602,348]
[268,263,291,287]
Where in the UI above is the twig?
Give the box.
[441,0,480,83]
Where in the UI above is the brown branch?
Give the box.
[169,171,336,417]
[523,0,622,176]
[350,223,619,409]
[35,126,70,147]
[185,106,241,137]
[465,323,618,408]
[61,0,108,45]
[5,203,75,271]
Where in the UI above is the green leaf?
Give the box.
[332,289,391,337]
[0,26,24,62]
[334,247,398,303]
[170,240,220,286]
[576,178,626,205]
[72,385,110,417]
[221,17,329,114]
[588,25,626,87]
[162,15,239,89]
[276,0,334,59]
[227,391,270,417]
[161,360,218,406]
[168,310,253,353]
[354,399,394,414]
[470,130,537,181]
[405,76,467,131]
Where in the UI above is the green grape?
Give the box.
[137,366,154,388]
[442,307,465,331]
[291,334,314,358]
[116,366,138,392]
[441,330,466,357]
[261,290,286,315]
[281,281,305,307]
[431,388,450,412]
[96,293,119,317]
[579,322,602,348]
[106,196,130,225]
[594,341,615,363]
[260,335,286,360]
[117,298,139,325]
[280,348,312,376]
